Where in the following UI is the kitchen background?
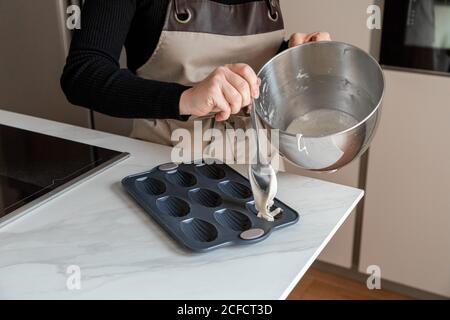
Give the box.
[0,0,449,299]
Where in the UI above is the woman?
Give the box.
[61,0,330,160]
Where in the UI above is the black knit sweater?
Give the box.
[60,0,284,120]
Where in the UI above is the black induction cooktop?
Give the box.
[0,124,129,226]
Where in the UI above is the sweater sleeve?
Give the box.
[60,0,189,120]
[277,40,289,53]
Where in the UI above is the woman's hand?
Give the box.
[179,64,260,122]
[288,32,331,48]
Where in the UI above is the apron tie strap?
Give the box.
[175,0,279,23]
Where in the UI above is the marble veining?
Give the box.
[0,110,363,299]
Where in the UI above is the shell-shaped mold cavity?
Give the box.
[246,201,283,220]
[189,188,222,208]
[214,209,252,232]
[135,177,166,196]
[196,164,226,180]
[166,170,197,187]
[156,196,190,217]
[218,181,252,199]
[181,218,218,242]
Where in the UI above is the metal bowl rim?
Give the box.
[254,40,385,139]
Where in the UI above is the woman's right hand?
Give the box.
[179,64,260,121]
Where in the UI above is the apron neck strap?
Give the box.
[174,0,189,16]
[265,0,278,19]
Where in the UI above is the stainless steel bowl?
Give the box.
[255,41,384,171]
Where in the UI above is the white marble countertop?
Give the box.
[0,110,363,300]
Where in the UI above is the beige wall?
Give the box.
[280,0,375,49]
[0,0,90,128]
[280,0,376,268]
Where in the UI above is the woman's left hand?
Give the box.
[288,32,331,48]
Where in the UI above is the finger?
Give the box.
[223,68,251,107]
[313,32,331,41]
[213,92,231,122]
[304,32,321,42]
[306,31,331,42]
[226,64,259,99]
[289,32,308,47]
[246,77,261,114]
[209,67,231,119]
[220,79,244,115]
[215,109,231,122]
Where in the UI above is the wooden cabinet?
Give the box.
[359,70,450,297]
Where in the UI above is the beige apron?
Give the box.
[131,0,285,163]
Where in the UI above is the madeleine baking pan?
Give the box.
[122,162,299,252]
